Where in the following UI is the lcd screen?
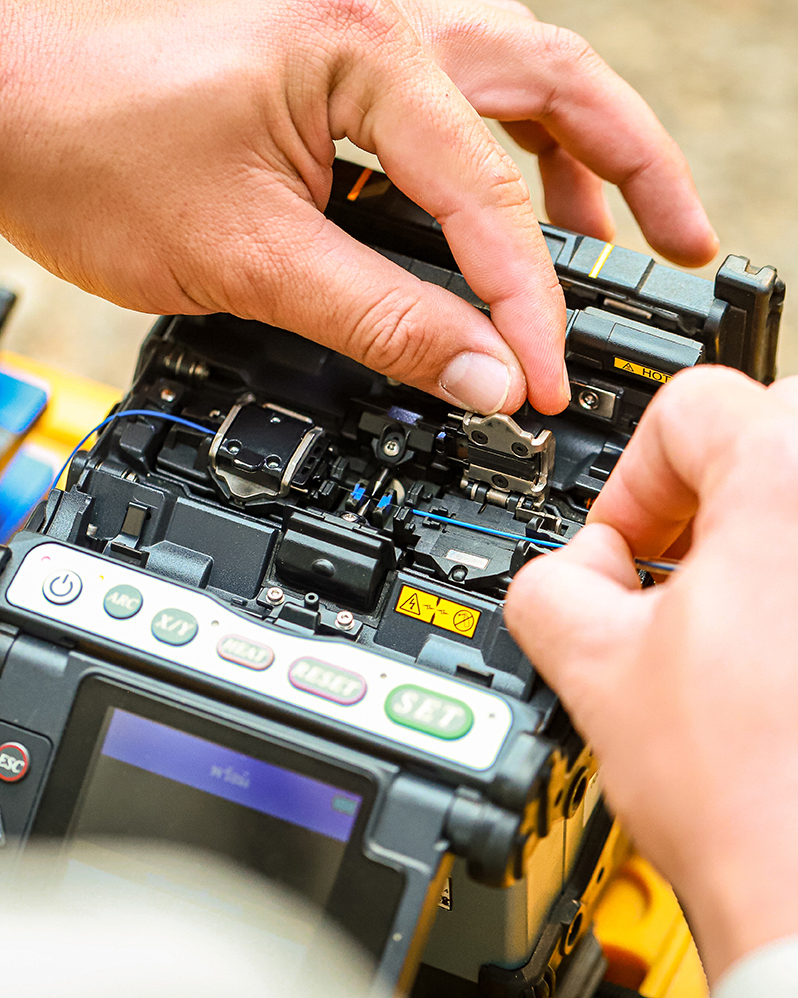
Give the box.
[61,707,362,959]
[31,678,405,970]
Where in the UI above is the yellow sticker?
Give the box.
[613,358,673,384]
[394,585,480,639]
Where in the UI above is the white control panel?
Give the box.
[6,543,514,771]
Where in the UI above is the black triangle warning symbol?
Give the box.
[621,362,634,372]
[400,593,422,615]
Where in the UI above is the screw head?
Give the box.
[265,586,285,605]
[492,474,509,489]
[160,387,177,403]
[335,610,355,630]
[471,430,489,445]
[578,389,600,411]
[511,442,529,457]
[342,512,358,522]
[382,438,401,457]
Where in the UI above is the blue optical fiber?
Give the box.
[52,416,678,574]
[410,508,563,548]
[409,508,677,573]
[52,409,214,490]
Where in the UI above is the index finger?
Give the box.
[350,48,570,414]
[587,366,769,555]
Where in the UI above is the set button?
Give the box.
[385,684,474,740]
[42,570,82,605]
[103,584,143,620]
[151,608,198,646]
[289,657,366,705]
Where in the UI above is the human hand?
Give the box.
[505,366,798,983]
[0,0,716,415]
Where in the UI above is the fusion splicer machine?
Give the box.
[0,160,784,998]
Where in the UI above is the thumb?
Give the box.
[217,185,529,414]
[504,523,651,738]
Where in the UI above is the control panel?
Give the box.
[6,543,513,771]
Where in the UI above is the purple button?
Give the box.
[289,658,366,705]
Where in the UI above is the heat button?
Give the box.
[385,684,474,740]
[289,658,366,706]
[217,635,274,671]
[0,742,30,783]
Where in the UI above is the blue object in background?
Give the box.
[0,366,52,541]
[0,368,48,437]
[0,446,58,542]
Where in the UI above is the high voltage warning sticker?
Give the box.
[613,358,672,384]
[394,585,480,638]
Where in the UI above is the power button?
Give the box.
[42,570,83,605]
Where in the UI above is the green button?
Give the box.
[103,584,143,620]
[151,607,198,646]
[384,684,474,740]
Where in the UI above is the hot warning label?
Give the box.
[394,585,480,638]
[613,358,672,384]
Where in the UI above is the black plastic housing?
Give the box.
[0,158,784,998]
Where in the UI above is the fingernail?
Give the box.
[562,358,572,403]
[440,352,512,413]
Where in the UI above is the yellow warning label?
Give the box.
[613,358,673,384]
[394,585,480,638]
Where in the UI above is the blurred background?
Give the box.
[0,0,794,390]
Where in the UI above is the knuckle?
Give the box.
[483,159,530,210]
[535,23,600,73]
[452,143,530,218]
[321,0,401,44]
[354,290,435,379]
[533,24,603,117]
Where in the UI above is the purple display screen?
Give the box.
[101,709,362,843]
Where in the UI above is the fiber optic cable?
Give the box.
[53,412,678,574]
[52,409,214,489]
[409,508,678,573]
